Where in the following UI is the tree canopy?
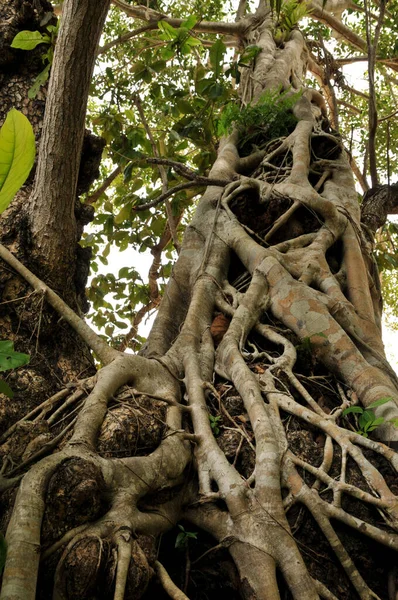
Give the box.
[77,0,398,349]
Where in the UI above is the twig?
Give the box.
[132,181,204,211]
[98,25,153,54]
[85,165,122,204]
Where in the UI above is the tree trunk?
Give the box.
[1,2,398,600]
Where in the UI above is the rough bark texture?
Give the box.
[1,2,398,600]
[28,0,110,289]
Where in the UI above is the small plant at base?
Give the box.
[342,397,394,437]
[175,524,198,549]
[209,414,222,436]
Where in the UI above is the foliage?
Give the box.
[217,87,301,152]
[81,1,398,347]
[11,21,59,98]
[157,16,202,58]
[342,397,395,437]
[175,524,198,549]
[274,0,311,43]
[209,414,222,435]
[0,109,36,213]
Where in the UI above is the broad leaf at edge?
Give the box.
[0,109,36,213]
[0,340,30,372]
[0,379,14,398]
[10,30,50,50]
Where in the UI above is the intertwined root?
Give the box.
[2,81,398,600]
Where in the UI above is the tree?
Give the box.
[1,0,398,598]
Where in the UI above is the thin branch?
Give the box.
[365,0,386,187]
[111,0,244,36]
[0,244,118,365]
[145,158,230,186]
[85,165,122,204]
[118,300,159,352]
[98,24,153,54]
[340,83,369,100]
[132,181,204,211]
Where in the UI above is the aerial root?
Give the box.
[155,560,190,600]
[284,461,383,600]
[114,528,134,600]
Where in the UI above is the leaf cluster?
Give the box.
[175,524,198,549]
[217,88,301,152]
[342,397,395,437]
[218,89,301,137]
[10,20,59,98]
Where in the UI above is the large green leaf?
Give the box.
[11,30,50,50]
[0,109,36,213]
[0,340,30,372]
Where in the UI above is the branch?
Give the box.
[0,244,118,365]
[112,0,244,35]
[339,83,369,100]
[365,0,386,187]
[85,165,122,204]
[98,24,153,54]
[307,1,366,52]
[145,157,230,185]
[132,181,204,211]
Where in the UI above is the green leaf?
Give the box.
[342,406,363,415]
[366,417,385,431]
[210,39,227,80]
[0,340,30,372]
[0,532,7,574]
[11,30,50,50]
[158,21,178,40]
[359,410,375,430]
[182,15,197,30]
[28,63,51,99]
[0,379,14,398]
[0,109,36,213]
[367,397,392,409]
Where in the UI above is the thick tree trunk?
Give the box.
[1,2,398,600]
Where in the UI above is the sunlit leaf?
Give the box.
[0,109,36,213]
[11,30,50,50]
